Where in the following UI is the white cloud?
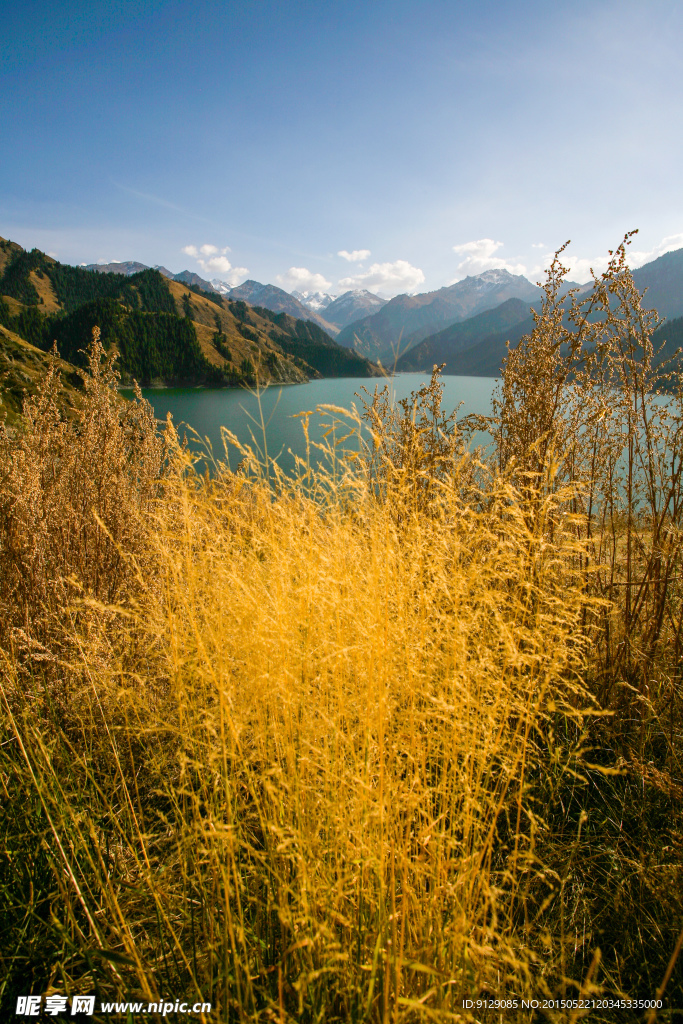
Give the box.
[627,232,683,269]
[531,242,546,249]
[518,250,609,286]
[198,243,231,256]
[224,267,250,286]
[528,233,683,286]
[276,266,333,292]
[338,249,371,263]
[560,254,611,284]
[182,242,248,286]
[338,259,425,295]
[200,255,235,276]
[450,239,527,280]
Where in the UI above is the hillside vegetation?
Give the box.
[0,236,380,395]
[0,322,82,426]
[1,238,682,1022]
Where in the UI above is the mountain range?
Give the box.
[630,248,683,320]
[291,290,334,311]
[396,247,683,377]
[395,298,535,373]
[86,261,394,339]
[321,290,388,330]
[290,289,389,328]
[334,269,544,364]
[85,263,342,335]
[225,280,340,335]
[81,259,547,362]
[34,242,683,383]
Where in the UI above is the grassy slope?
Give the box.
[0,323,82,426]
[1,295,26,316]
[28,270,61,311]
[166,280,311,383]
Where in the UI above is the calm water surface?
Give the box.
[124,374,497,474]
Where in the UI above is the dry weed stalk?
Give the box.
[0,329,166,665]
[494,234,683,724]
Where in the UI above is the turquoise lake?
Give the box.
[124,374,498,474]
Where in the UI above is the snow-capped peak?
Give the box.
[291,290,337,311]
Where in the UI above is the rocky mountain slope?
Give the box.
[320,290,387,330]
[631,247,683,320]
[291,290,335,311]
[226,280,339,335]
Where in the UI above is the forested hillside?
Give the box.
[47,299,222,384]
[0,240,176,313]
[0,236,381,395]
[252,306,381,377]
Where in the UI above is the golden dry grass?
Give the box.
[1,294,27,316]
[0,404,597,1019]
[28,270,61,312]
[0,325,82,425]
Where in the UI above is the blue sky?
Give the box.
[2,0,683,295]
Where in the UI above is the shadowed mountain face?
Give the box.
[631,248,683,320]
[420,307,683,382]
[335,269,541,363]
[395,298,534,372]
[173,269,219,291]
[226,280,339,335]
[423,313,537,378]
[401,247,683,379]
